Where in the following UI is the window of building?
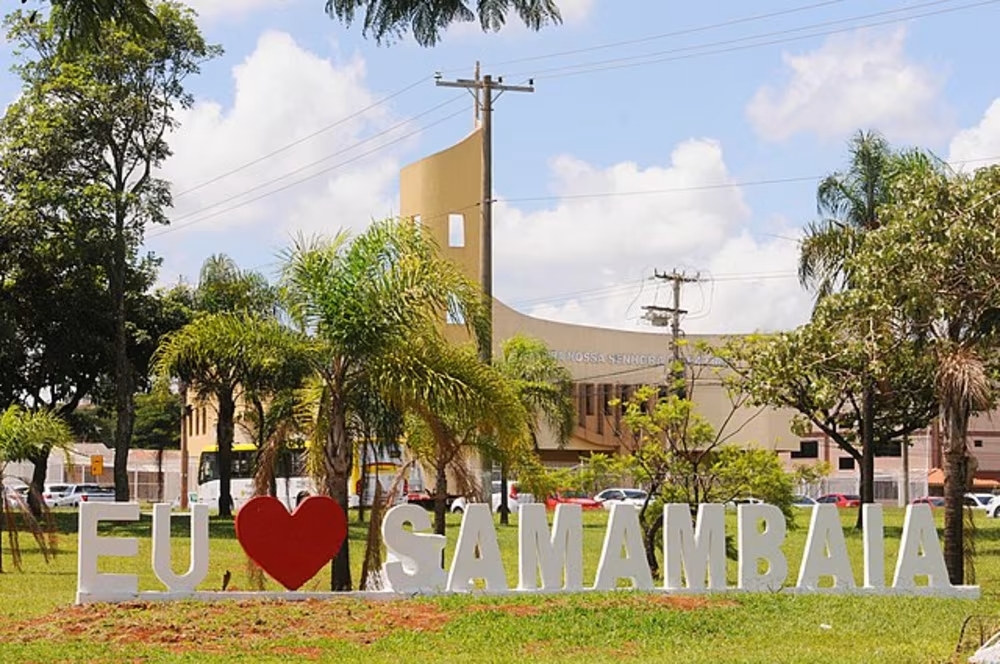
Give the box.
[874,441,902,457]
[585,383,594,416]
[201,406,207,435]
[839,457,855,471]
[790,440,819,459]
[602,384,613,416]
[974,439,984,448]
[448,214,465,247]
[576,384,585,427]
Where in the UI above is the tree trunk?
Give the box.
[325,395,352,591]
[28,448,49,519]
[156,446,165,503]
[357,439,368,525]
[216,390,236,519]
[499,462,510,526]
[942,406,968,585]
[110,231,134,503]
[856,381,876,530]
[643,510,663,576]
[434,454,448,537]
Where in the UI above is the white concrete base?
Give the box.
[75,583,980,605]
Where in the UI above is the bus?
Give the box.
[195,442,407,512]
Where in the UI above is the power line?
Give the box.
[148,104,469,240]
[478,0,853,69]
[156,94,467,232]
[511,0,997,81]
[173,76,430,200]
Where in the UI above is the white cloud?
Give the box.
[149,31,403,282]
[493,140,812,334]
[185,0,298,22]
[747,28,950,143]
[948,99,1000,170]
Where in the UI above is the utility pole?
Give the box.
[643,270,700,393]
[435,69,534,526]
[435,71,534,365]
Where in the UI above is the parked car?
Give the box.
[490,482,534,514]
[987,495,1000,519]
[964,493,995,511]
[3,485,28,508]
[593,488,648,511]
[792,494,818,507]
[912,496,946,508]
[545,490,602,511]
[816,493,861,508]
[724,497,764,511]
[42,483,73,508]
[53,484,116,507]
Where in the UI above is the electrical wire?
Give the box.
[148,103,469,240]
[478,0,854,69]
[510,0,997,81]
[172,76,430,200]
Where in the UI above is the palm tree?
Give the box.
[46,0,561,49]
[327,0,563,46]
[493,334,574,525]
[798,130,894,301]
[399,340,530,536]
[280,218,514,589]
[0,405,72,573]
[154,312,312,518]
[797,130,931,525]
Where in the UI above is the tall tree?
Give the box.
[492,334,573,525]
[154,312,312,518]
[849,162,1000,584]
[2,4,220,500]
[796,130,935,515]
[281,219,513,589]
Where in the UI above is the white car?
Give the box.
[594,488,648,511]
[985,495,1000,518]
[42,483,73,507]
[53,484,116,507]
[965,492,995,512]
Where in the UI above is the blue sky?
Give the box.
[5,0,1000,334]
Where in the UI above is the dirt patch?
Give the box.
[2,599,455,650]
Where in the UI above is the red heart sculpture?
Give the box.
[235,496,348,591]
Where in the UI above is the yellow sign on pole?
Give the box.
[90,455,104,478]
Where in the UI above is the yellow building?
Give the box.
[399,127,801,466]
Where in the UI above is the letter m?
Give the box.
[518,504,583,591]
[663,503,726,590]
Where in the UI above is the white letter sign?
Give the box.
[663,503,726,591]
[517,503,583,591]
[77,502,140,603]
[737,503,788,592]
[593,502,653,590]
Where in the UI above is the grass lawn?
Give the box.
[1,506,999,663]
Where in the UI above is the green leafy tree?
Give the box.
[610,384,795,573]
[492,333,573,524]
[848,162,1000,584]
[716,308,937,529]
[796,131,941,515]
[154,312,312,518]
[3,3,220,501]
[280,219,517,589]
[0,405,72,573]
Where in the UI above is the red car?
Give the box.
[816,493,861,508]
[545,490,602,510]
[912,496,945,509]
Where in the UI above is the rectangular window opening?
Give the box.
[790,440,819,459]
[839,457,855,471]
[448,213,465,247]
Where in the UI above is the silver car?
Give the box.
[54,484,116,507]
